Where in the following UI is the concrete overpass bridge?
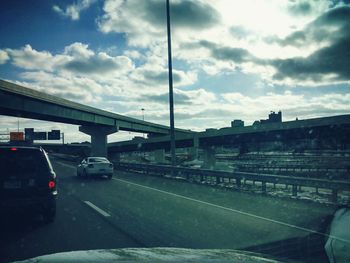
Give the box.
[0,79,193,156]
[108,114,350,166]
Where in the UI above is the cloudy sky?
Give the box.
[1,0,350,143]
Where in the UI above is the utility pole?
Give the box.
[166,0,176,168]
[141,108,145,121]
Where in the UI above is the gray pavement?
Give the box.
[0,157,335,262]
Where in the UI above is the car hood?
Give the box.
[12,248,284,263]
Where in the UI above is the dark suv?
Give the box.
[0,145,57,223]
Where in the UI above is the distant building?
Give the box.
[252,120,261,126]
[268,111,282,123]
[231,119,244,128]
[254,111,282,125]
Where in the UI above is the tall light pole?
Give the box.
[166,0,176,167]
[141,108,145,121]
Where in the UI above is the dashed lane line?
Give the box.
[84,201,111,217]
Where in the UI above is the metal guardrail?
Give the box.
[236,165,350,180]
[115,162,350,203]
[237,164,350,171]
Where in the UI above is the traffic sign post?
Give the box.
[25,128,34,142]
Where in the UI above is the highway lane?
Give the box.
[54,159,335,249]
[0,157,335,262]
[0,159,142,262]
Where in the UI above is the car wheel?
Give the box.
[108,174,112,180]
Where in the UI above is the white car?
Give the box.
[77,157,114,179]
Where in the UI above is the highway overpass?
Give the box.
[0,79,193,156]
[108,114,350,166]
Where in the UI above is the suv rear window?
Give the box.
[88,157,108,163]
[0,148,50,179]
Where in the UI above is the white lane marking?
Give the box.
[84,201,111,217]
[113,177,349,243]
[50,159,347,243]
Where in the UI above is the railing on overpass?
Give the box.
[114,162,350,203]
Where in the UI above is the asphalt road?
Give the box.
[0,156,335,262]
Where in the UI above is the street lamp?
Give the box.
[166,0,176,168]
[141,108,145,121]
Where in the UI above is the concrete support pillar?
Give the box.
[154,149,165,163]
[188,136,199,160]
[202,146,216,169]
[79,125,118,157]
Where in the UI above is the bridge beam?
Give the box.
[79,125,118,157]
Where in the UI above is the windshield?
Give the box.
[88,157,108,163]
[0,1,349,263]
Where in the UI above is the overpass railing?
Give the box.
[114,162,350,203]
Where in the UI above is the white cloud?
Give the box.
[222,91,305,114]
[97,0,332,52]
[62,52,134,76]
[95,0,350,87]
[123,50,143,60]
[3,42,198,111]
[221,91,350,123]
[131,65,197,89]
[5,43,134,77]
[53,0,96,20]
[136,90,350,131]
[97,0,221,47]
[5,45,63,72]
[4,39,349,132]
[17,71,100,103]
[64,42,94,58]
[0,50,9,64]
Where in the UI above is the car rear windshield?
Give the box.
[88,157,108,163]
[0,148,50,178]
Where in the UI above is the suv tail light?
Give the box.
[88,164,94,168]
[49,172,56,190]
[48,181,56,189]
